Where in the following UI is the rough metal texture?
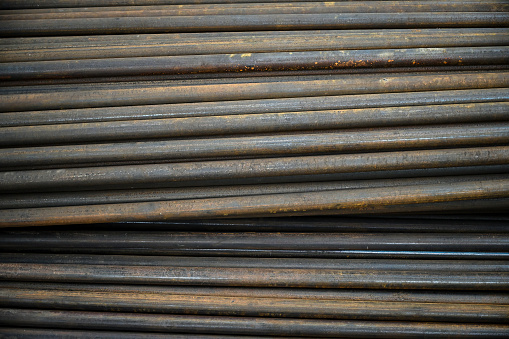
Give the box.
[1,1,508,337]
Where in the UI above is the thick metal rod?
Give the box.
[2,107,508,150]
[1,71,506,112]
[1,288,507,322]
[3,0,507,9]
[1,146,507,192]
[1,254,507,272]
[1,179,509,227]
[1,308,509,337]
[129,215,509,233]
[3,281,508,305]
[1,174,506,209]
[0,328,252,339]
[1,230,507,253]
[2,29,508,62]
[3,88,506,127]
[3,2,507,20]
[1,13,508,37]
[0,263,508,289]
[2,47,508,81]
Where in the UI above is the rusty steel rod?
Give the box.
[1,13,508,37]
[2,47,508,81]
[2,0,506,9]
[1,308,509,337]
[1,146,507,192]
[2,29,508,63]
[3,28,504,47]
[1,288,507,323]
[2,106,507,148]
[0,263,508,289]
[2,281,508,305]
[5,65,508,87]
[1,71,506,112]
[1,177,508,227]
[0,328,255,339]
[3,2,507,20]
[2,88,506,127]
[2,308,508,338]
[1,174,506,209]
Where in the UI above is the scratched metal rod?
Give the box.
[2,47,508,81]
[93,214,509,233]
[3,281,508,305]
[2,105,507,148]
[3,88,506,127]
[1,288,507,323]
[1,71,506,112]
[1,230,506,252]
[4,2,507,19]
[6,66,509,87]
[0,263,508,289]
[0,328,254,339]
[2,13,508,37]
[2,309,509,338]
[2,254,507,272]
[0,186,509,228]
[249,198,509,220]
[4,30,507,63]
[3,0,505,9]
[1,174,505,209]
[2,122,509,165]
[1,28,503,48]
[1,146,507,193]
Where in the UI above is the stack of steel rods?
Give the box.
[1,0,508,337]
[1,216,509,337]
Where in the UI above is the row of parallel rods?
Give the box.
[1,216,509,336]
[1,2,508,336]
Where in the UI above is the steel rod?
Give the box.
[1,71,506,112]
[0,328,259,339]
[2,308,508,337]
[1,254,507,272]
[1,288,507,322]
[3,2,507,20]
[3,0,506,9]
[1,174,506,209]
[2,106,508,148]
[1,13,508,37]
[2,47,508,81]
[0,230,507,253]
[1,146,507,192]
[3,88,506,127]
[2,281,508,305]
[0,263,508,289]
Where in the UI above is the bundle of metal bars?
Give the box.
[1,216,509,337]
[1,0,508,337]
